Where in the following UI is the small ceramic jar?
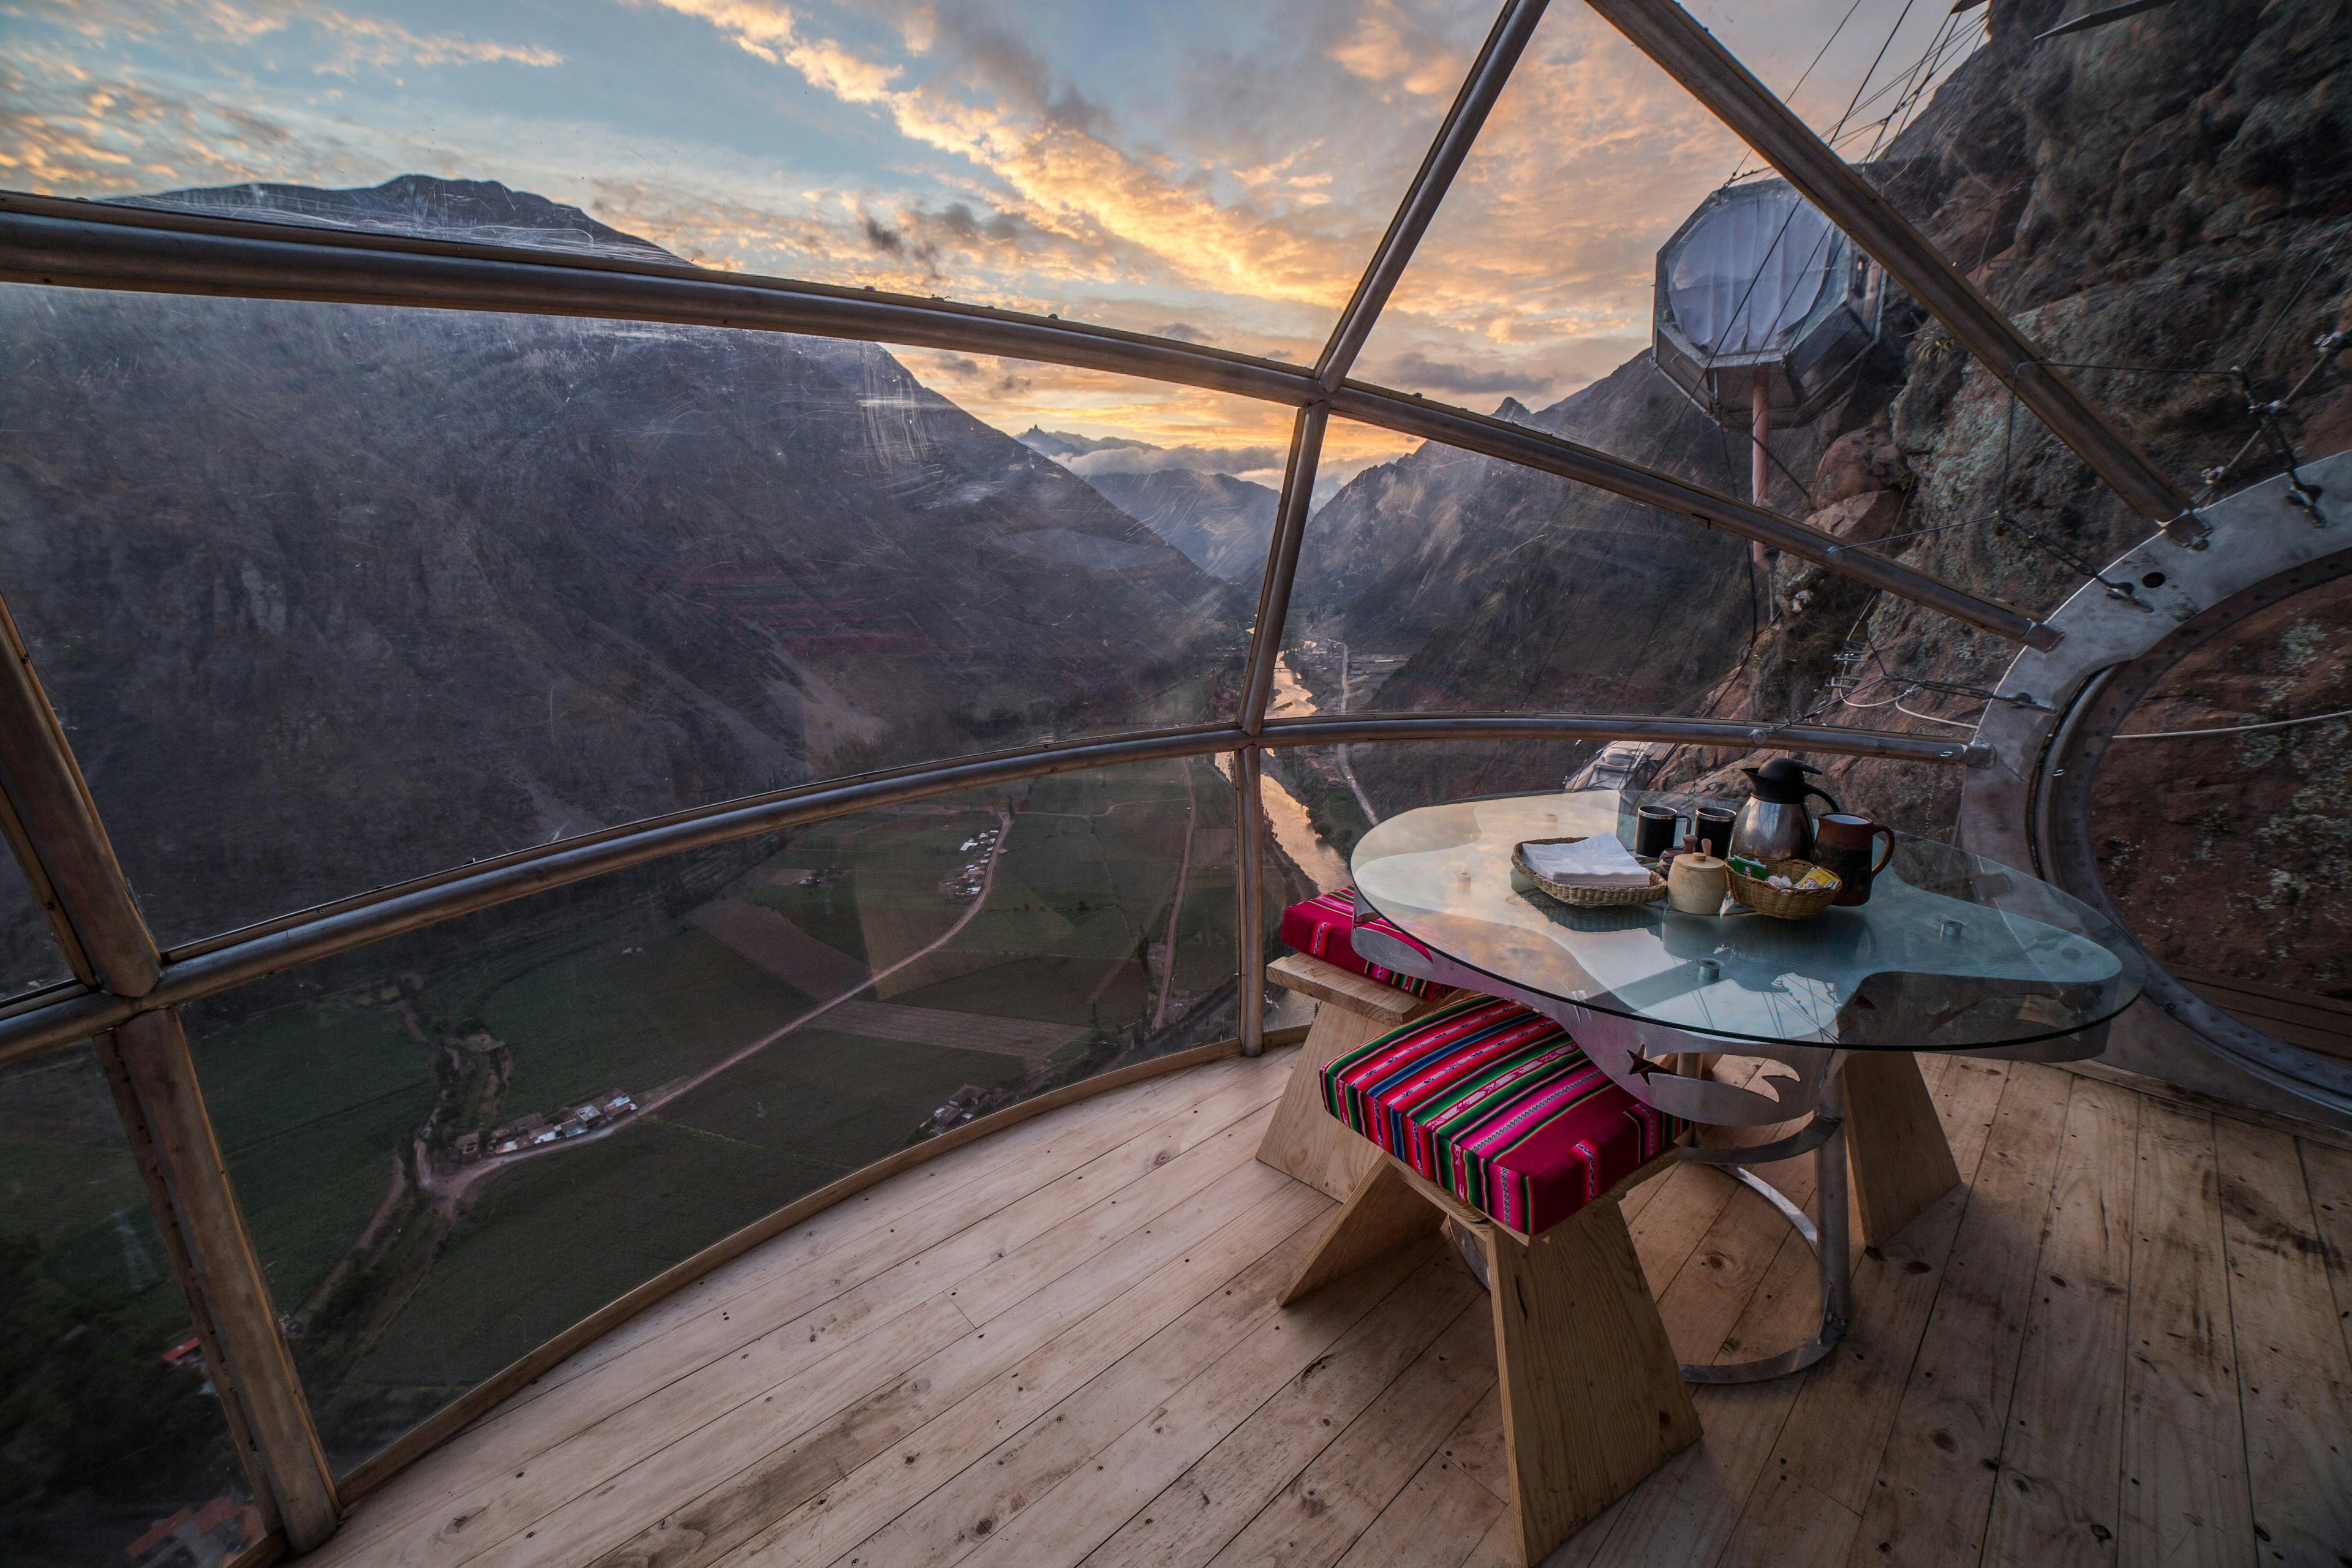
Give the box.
[1667,846,1730,915]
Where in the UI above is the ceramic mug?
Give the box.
[1812,813,1894,905]
[1634,805,1686,859]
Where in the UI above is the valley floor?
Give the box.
[304,1038,2352,1568]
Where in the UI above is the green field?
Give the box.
[154,760,1245,1472]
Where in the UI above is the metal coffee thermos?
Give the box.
[1728,758,1841,862]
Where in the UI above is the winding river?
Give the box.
[1220,657,1353,892]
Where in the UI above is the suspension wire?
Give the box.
[1726,0,1872,185]
[2113,706,2352,740]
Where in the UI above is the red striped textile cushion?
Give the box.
[1278,888,1441,997]
[1319,995,1681,1235]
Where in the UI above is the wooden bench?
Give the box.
[1254,951,1450,1200]
[1275,995,1700,1566]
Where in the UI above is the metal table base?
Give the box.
[1673,1074,1853,1385]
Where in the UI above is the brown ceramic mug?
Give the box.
[1812,813,1894,905]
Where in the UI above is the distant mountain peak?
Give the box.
[1491,396,1533,423]
[1018,426,1155,461]
[111,174,679,262]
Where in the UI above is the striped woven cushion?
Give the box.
[1278,889,1440,997]
[1319,995,1680,1235]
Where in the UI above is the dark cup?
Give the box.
[1813,813,1894,905]
[1634,805,1685,859]
[1693,804,1738,861]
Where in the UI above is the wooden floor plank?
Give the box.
[2119,1102,2255,1568]
[1060,1259,1483,1568]
[1200,1299,1499,1568]
[364,1101,1294,1568]
[943,1240,1464,1568]
[314,1057,1280,1566]
[765,1210,1392,1568]
[1714,1472,1861,1568]
[633,1172,1326,1568]
[2214,1119,2352,1563]
[1758,1055,2013,1521]
[1980,1076,2138,1567]
[1436,1386,1509,1504]
[321,1050,2352,1568]
[471,1161,1308,1568]
[1842,1061,2076,1568]
[829,1248,1471,1568]
[1548,1121,1836,1568]
[1329,1428,1509,1568]
[2299,1139,2352,1371]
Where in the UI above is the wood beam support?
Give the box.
[110,1009,341,1550]
[1843,1050,1964,1246]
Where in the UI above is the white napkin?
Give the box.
[1522,835,1651,888]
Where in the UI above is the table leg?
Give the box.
[1841,1049,1961,1247]
[1679,1072,1853,1384]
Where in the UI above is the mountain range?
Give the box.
[0,194,1244,963]
[1018,429,1278,583]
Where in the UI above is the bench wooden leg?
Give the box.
[1278,1158,1441,1306]
[1480,1205,1702,1564]
[1842,1050,1960,1246]
[1284,1152,1701,1566]
[1256,1003,1411,1200]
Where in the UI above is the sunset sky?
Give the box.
[3,0,1977,488]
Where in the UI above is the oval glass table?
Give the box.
[1347,788,2145,1381]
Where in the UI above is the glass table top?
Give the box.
[1350,790,2146,1052]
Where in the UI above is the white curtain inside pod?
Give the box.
[1665,186,1838,358]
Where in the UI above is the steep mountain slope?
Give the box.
[1293,366,1856,815]
[1069,467,1277,583]
[0,187,1241,960]
[1018,428,1279,582]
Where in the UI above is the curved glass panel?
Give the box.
[0,842,70,998]
[1353,786,2144,1049]
[1259,734,1596,877]
[2090,575,2352,1058]
[1285,415,1757,734]
[0,291,1272,947]
[0,1045,260,1562]
[7,1,1472,356]
[183,758,1241,1471]
[1351,6,1748,421]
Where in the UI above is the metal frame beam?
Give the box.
[0,713,1988,1068]
[1315,0,1551,388]
[1583,0,2206,544]
[1328,384,2058,646]
[0,191,2056,647]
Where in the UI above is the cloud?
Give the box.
[28,0,562,75]
[1374,352,1555,398]
[1063,443,1287,478]
[643,0,1393,312]
[1325,0,1470,97]
[1152,322,1213,344]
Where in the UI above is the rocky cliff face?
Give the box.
[1291,293,1880,817]
[1663,0,2350,800]
[1651,0,2351,999]
[0,205,1241,965]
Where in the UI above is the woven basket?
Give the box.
[1727,857,1842,920]
[1512,837,1668,908]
